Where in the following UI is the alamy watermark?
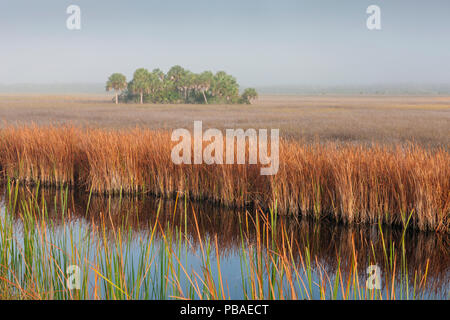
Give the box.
[367,5,381,30]
[366,264,382,290]
[66,265,81,290]
[66,5,81,30]
[66,5,381,32]
[171,121,279,176]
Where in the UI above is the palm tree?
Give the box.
[198,71,213,104]
[130,68,151,104]
[106,73,127,104]
[167,65,188,101]
[147,70,164,102]
[152,68,165,81]
[184,71,196,102]
[213,71,239,102]
[241,88,258,104]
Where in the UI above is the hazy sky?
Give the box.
[1,0,449,86]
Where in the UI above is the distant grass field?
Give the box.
[0,94,449,147]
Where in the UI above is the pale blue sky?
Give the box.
[0,0,449,86]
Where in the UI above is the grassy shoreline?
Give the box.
[0,125,448,232]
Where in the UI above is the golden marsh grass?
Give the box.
[0,124,448,232]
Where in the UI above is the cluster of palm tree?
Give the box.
[106,66,258,105]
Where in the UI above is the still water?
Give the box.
[1,185,448,300]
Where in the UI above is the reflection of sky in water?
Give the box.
[0,188,448,300]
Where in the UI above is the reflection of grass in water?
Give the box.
[0,181,445,300]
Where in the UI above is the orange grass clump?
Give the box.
[0,125,448,232]
[0,125,80,186]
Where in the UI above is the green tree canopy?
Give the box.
[106,73,127,104]
[111,66,257,105]
[130,68,151,104]
[241,88,258,104]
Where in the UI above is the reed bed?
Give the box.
[0,125,448,232]
[0,125,80,186]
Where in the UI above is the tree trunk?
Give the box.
[140,92,143,104]
[202,90,208,104]
[115,92,118,104]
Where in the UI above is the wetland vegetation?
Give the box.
[0,95,448,300]
[0,182,447,300]
[0,125,448,232]
[107,66,258,105]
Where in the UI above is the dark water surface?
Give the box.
[1,185,448,300]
